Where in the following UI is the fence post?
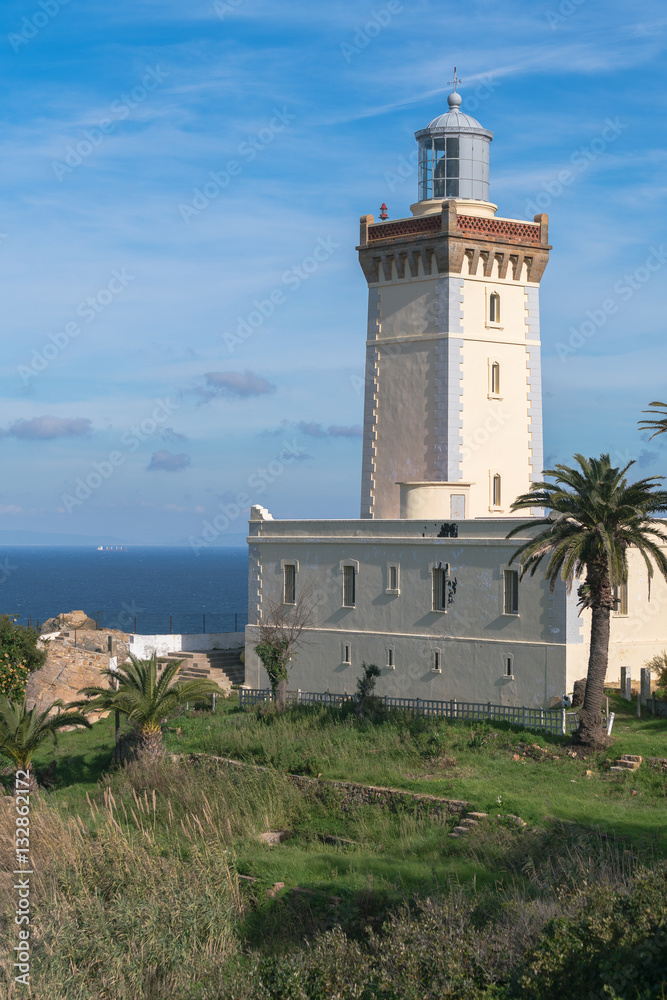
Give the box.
[561,709,566,736]
[416,697,421,717]
[637,691,641,719]
[212,693,216,713]
[170,616,172,635]
[606,712,615,736]
[522,706,527,729]
[203,615,206,634]
[640,667,651,704]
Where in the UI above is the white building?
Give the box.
[243,85,667,706]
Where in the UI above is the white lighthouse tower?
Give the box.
[358,77,551,520]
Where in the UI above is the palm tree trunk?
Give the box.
[575,588,612,747]
[138,723,164,760]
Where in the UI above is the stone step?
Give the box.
[450,825,470,836]
[466,812,489,820]
[613,759,640,770]
[459,818,479,828]
[620,754,643,764]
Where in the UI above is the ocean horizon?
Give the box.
[0,546,249,635]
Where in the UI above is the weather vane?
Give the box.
[447,67,461,92]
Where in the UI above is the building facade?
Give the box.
[243,86,667,705]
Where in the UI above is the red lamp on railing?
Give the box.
[379,203,388,220]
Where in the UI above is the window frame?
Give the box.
[613,581,628,616]
[386,562,400,594]
[432,648,442,673]
[431,563,449,613]
[491,472,502,509]
[283,563,296,605]
[503,569,520,616]
[339,560,359,609]
[386,645,395,670]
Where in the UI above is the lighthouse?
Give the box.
[358,78,551,520]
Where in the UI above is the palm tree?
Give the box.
[72,653,224,758]
[0,697,91,788]
[639,401,667,439]
[507,454,667,746]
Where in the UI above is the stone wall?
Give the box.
[26,630,128,712]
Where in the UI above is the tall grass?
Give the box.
[0,758,305,999]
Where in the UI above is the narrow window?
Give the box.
[492,474,502,507]
[491,362,500,395]
[389,565,398,591]
[505,656,513,677]
[387,647,394,669]
[432,567,447,611]
[614,582,628,615]
[504,570,519,614]
[489,292,500,323]
[283,564,296,605]
[343,643,351,665]
[343,565,356,607]
[433,649,441,672]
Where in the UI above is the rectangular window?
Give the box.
[504,570,519,614]
[433,649,441,672]
[432,567,447,611]
[492,474,502,507]
[283,564,296,605]
[491,362,500,395]
[614,582,628,615]
[505,656,513,677]
[343,643,351,665]
[387,647,394,669]
[343,565,356,607]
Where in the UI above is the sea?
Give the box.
[0,546,248,635]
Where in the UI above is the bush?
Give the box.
[645,651,667,695]
[0,615,46,700]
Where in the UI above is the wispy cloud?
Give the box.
[4,416,92,440]
[192,370,276,402]
[146,449,192,472]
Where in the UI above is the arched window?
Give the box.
[491,362,500,396]
[489,292,500,323]
[492,474,502,507]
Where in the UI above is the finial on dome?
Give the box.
[447,66,462,108]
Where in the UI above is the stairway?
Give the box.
[161,649,244,692]
[450,811,488,838]
[610,754,642,773]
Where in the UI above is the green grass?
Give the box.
[158,691,667,853]
[2,697,665,999]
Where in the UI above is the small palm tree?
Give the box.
[639,401,667,439]
[0,696,91,786]
[73,653,224,758]
[507,454,667,746]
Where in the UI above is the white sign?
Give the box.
[109,656,118,674]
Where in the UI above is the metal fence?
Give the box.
[21,610,248,635]
[239,687,579,736]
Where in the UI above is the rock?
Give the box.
[266,881,285,898]
[41,610,98,633]
[259,831,291,845]
[572,678,587,707]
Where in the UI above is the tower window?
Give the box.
[343,642,351,665]
[504,570,519,615]
[283,564,296,605]
[343,565,356,607]
[492,474,502,507]
[432,567,448,611]
[505,656,513,677]
[489,292,501,323]
[432,649,441,672]
[614,582,628,616]
[491,362,501,396]
[387,647,395,669]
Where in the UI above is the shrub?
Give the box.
[0,615,46,700]
[645,651,667,694]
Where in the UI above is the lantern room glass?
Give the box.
[418,136,460,201]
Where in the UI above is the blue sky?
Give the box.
[1,0,666,545]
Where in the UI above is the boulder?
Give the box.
[41,610,97,633]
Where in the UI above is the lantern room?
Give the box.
[414,87,493,205]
